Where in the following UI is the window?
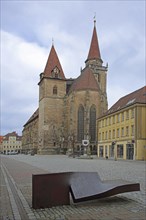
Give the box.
[117,145,123,158]
[113,129,115,138]
[113,115,115,124]
[121,112,124,121]
[102,120,104,127]
[126,110,129,120]
[109,130,111,139]
[131,108,135,118]
[105,131,108,140]
[102,132,104,140]
[117,128,120,138]
[131,125,134,136]
[106,118,108,126]
[98,121,101,128]
[126,126,129,136]
[89,105,96,142]
[53,85,57,95]
[77,105,84,141]
[52,67,60,78]
[121,127,124,137]
[117,114,120,123]
[109,117,111,125]
[99,133,101,141]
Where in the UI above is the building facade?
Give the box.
[2,131,22,155]
[22,109,38,154]
[97,86,146,160]
[0,136,3,153]
[22,21,108,154]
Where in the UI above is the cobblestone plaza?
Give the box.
[1,155,146,220]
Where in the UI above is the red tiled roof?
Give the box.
[69,67,100,93]
[3,132,22,140]
[107,86,146,115]
[87,25,101,61]
[44,45,65,80]
[0,136,3,143]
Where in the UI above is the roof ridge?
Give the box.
[107,86,146,115]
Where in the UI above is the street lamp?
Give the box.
[68,134,75,157]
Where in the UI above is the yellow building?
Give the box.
[97,86,146,160]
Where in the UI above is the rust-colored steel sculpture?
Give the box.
[32,172,140,209]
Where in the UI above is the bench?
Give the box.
[32,172,140,209]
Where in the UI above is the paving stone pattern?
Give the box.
[0,155,146,220]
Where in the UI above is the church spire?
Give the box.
[86,20,102,63]
[43,44,65,80]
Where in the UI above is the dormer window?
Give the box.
[52,67,60,78]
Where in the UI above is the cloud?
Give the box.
[1,31,48,134]
[1,1,145,135]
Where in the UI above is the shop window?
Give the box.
[99,146,103,157]
[109,145,114,157]
[117,145,123,158]
[105,146,108,156]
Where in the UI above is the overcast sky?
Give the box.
[1,0,145,135]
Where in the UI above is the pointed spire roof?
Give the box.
[87,21,101,61]
[44,44,65,79]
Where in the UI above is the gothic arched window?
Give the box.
[77,105,84,141]
[53,85,57,95]
[89,105,96,142]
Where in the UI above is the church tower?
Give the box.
[38,44,66,154]
[85,20,108,114]
[65,20,108,152]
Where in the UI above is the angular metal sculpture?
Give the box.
[32,172,140,209]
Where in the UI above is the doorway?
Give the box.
[126,144,134,160]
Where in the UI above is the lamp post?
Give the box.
[68,134,75,157]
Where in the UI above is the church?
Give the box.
[22,20,108,155]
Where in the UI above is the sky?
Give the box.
[1,0,145,136]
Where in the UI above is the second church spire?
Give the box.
[86,20,102,65]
